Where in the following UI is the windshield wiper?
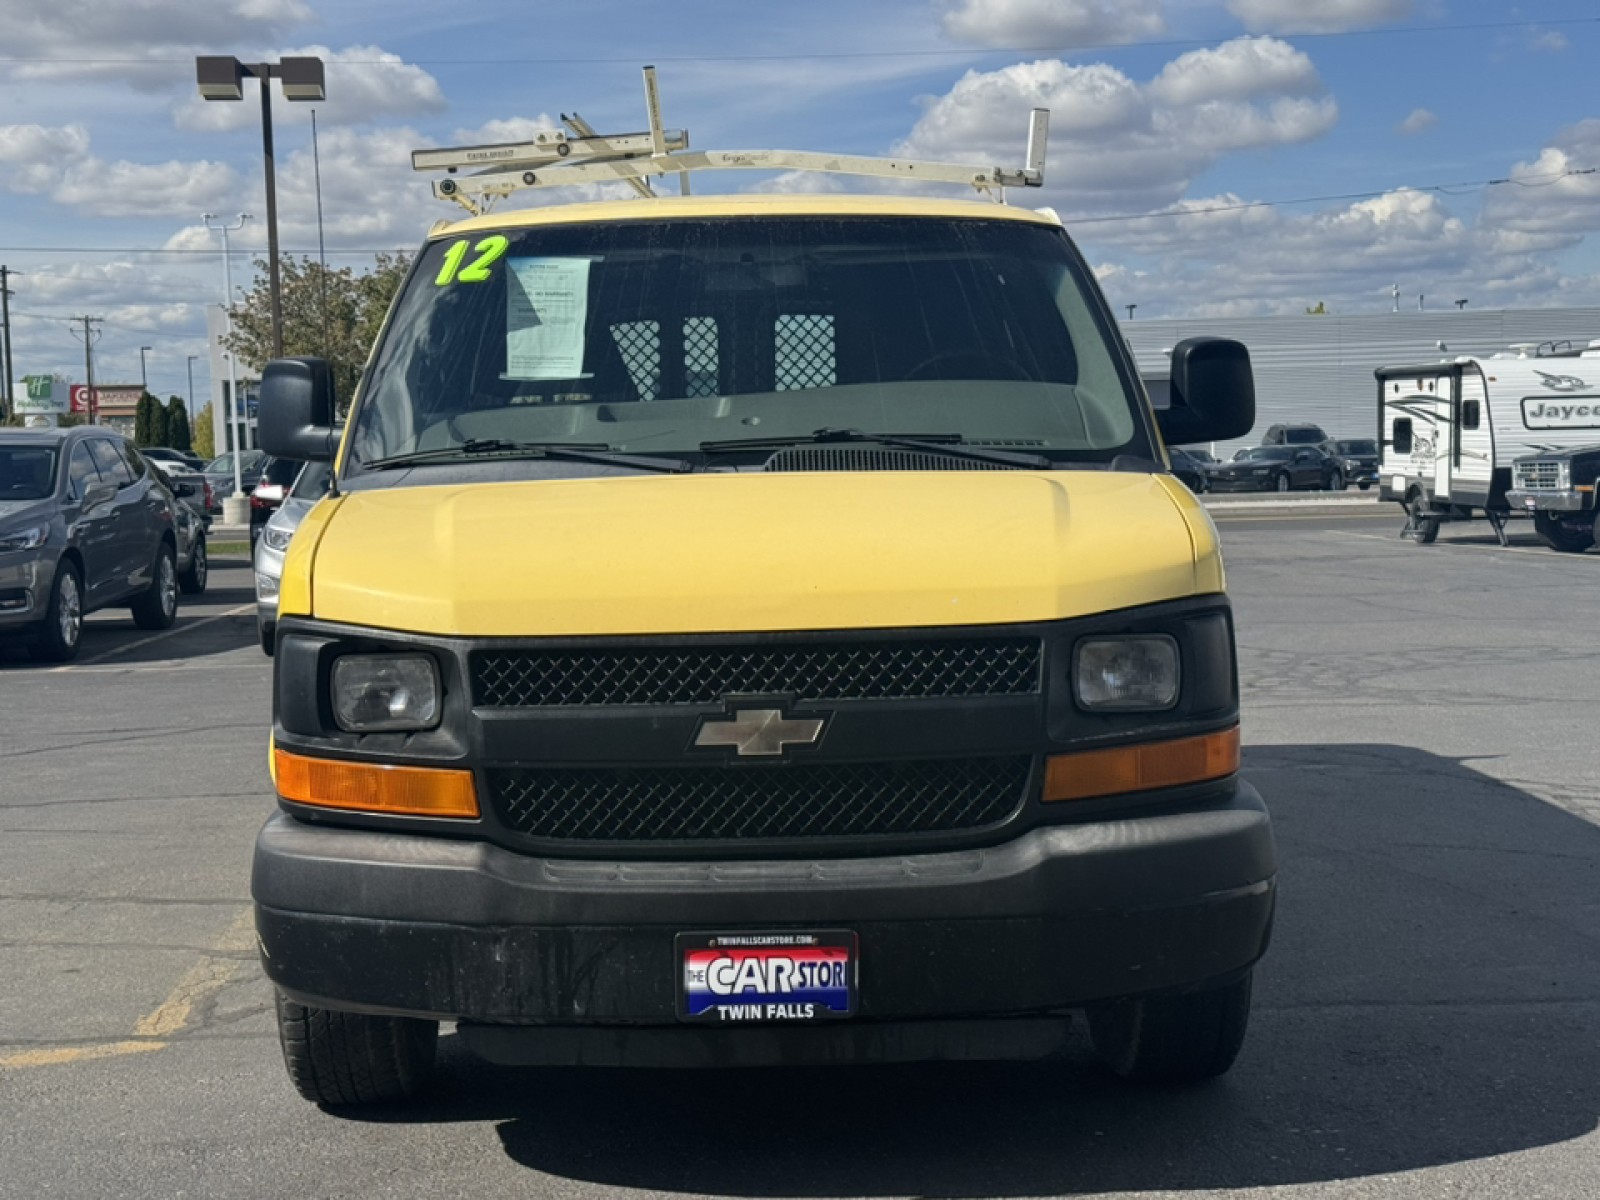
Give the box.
[699,428,1050,470]
[361,438,695,474]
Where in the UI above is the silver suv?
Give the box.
[0,427,180,661]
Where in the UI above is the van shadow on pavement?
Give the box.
[347,745,1600,1195]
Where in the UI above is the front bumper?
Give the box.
[0,551,52,632]
[1206,475,1276,492]
[1506,489,1589,513]
[254,779,1276,1042]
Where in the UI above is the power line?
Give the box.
[0,16,1596,66]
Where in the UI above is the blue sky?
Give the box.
[3,0,1600,403]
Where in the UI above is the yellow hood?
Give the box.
[285,471,1220,637]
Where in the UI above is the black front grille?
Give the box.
[472,639,1041,707]
[487,757,1031,844]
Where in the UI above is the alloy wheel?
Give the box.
[59,573,82,647]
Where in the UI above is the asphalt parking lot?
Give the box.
[1,512,1597,1200]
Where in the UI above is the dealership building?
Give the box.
[1120,305,1600,456]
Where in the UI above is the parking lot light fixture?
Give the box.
[195,55,326,360]
[202,212,251,519]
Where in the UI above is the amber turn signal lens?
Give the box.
[274,748,479,819]
[1043,726,1239,803]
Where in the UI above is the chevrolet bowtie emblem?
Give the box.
[693,708,826,757]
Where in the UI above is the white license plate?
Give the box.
[677,931,857,1023]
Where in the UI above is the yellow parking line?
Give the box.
[56,604,255,672]
[0,1041,166,1070]
[0,907,256,1072]
[133,909,256,1038]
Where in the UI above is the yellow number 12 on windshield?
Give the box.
[435,235,509,286]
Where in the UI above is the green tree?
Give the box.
[134,391,160,445]
[165,397,191,454]
[192,402,215,460]
[225,252,411,409]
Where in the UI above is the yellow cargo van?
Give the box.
[255,176,1272,1104]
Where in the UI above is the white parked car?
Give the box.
[254,460,331,654]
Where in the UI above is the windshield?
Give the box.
[0,445,58,500]
[350,216,1148,471]
[1335,439,1376,455]
[291,460,333,500]
[1280,428,1324,444]
[1237,446,1294,461]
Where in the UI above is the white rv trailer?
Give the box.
[1375,338,1600,547]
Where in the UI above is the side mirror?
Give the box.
[259,358,338,462]
[81,481,117,512]
[1156,337,1255,446]
[173,480,200,498]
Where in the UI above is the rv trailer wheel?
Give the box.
[1533,511,1595,554]
[1407,493,1440,545]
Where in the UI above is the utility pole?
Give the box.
[71,316,103,425]
[0,266,15,420]
[186,355,198,419]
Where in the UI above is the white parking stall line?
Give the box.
[54,604,256,672]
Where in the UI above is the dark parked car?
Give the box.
[1261,422,1329,446]
[1167,447,1210,493]
[201,448,268,513]
[1209,445,1345,492]
[1319,438,1379,490]
[142,447,207,473]
[0,427,180,661]
[249,456,302,548]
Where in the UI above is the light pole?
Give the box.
[139,346,152,390]
[203,212,251,523]
[186,355,198,422]
[196,55,326,359]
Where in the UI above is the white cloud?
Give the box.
[1398,108,1437,135]
[4,0,314,85]
[0,122,237,219]
[747,171,847,195]
[897,41,1336,213]
[1531,30,1569,53]
[1080,181,1600,319]
[940,0,1164,49]
[0,123,91,192]
[173,45,447,133]
[1479,120,1600,242]
[54,159,235,219]
[1226,0,1411,35]
[1149,37,1322,106]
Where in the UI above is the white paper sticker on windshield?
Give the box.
[505,257,594,380]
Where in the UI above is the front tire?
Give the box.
[275,990,437,1107]
[1327,469,1344,491]
[178,535,208,595]
[1088,972,1253,1084]
[130,543,178,630]
[1274,473,1290,493]
[1408,493,1440,545]
[30,561,84,663]
[1533,511,1594,554]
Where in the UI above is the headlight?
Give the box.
[331,655,441,732]
[262,526,293,552]
[0,525,47,553]
[1073,636,1180,711]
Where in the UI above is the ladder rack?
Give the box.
[412,66,1048,216]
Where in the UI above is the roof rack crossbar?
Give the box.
[415,67,1048,216]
